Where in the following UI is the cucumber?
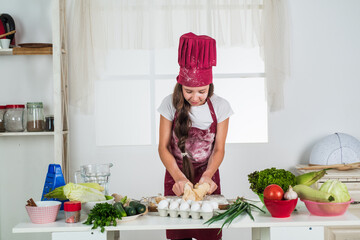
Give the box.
[293,184,335,202]
[113,202,127,217]
[124,206,137,216]
[129,201,146,214]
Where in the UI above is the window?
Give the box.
[95,46,267,146]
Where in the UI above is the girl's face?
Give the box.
[182,85,210,106]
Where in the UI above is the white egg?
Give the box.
[201,202,213,212]
[190,202,200,211]
[158,199,169,209]
[210,201,219,209]
[179,202,190,211]
[169,201,180,210]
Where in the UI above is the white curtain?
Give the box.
[67,0,290,113]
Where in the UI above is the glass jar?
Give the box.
[4,105,25,132]
[26,102,44,132]
[45,115,54,132]
[64,201,81,223]
[0,105,6,132]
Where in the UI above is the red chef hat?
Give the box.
[176,32,216,87]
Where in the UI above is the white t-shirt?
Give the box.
[157,94,234,130]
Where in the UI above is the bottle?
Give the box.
[0,105,6,132]
[4,105,25,132]
[45,115,54,131]
[26,102,44,132]
[64,201,81,223]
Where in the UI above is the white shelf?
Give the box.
[0,49,13,55]
[0,131,68,137]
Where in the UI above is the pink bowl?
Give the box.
[301,199,353,216]
[264,198,298,218]
[25,201,61,224]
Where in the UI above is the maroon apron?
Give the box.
[164,98,222,240]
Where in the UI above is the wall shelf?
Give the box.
[0,47,52,55]
[0,131,68,137]
[0,0,69,180]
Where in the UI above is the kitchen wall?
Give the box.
[1,0,360,240]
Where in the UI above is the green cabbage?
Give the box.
[63,183,106,203]
[319,180,351,203]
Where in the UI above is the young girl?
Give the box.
[158,32,233,240]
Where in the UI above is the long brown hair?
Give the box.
[172,83,214,183]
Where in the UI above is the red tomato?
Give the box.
[263,184,284,200]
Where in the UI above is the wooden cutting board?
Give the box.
[12,47,52,55]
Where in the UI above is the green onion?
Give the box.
[204,197,265,234]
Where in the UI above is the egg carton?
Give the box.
[157,208,214,221]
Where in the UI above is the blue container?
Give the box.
[41,164,67,209]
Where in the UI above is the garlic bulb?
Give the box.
[284,186,298,200]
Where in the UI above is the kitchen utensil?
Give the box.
[0,30,16,39]
[264,198,298,218]
[74,163,113,195]
[302,199,353,216]
[310,133,360,166]
[0,39,10,49]
[298,162,360,171]
[41,164,66,210]
[25,200,61,224]
[0,14,16,45]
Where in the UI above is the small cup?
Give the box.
[0,39,11,49]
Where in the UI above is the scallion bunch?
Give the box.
[205,197,265,234]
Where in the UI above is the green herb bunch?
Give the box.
[83,203,122,233]
[248,167,296,194]
[205,197,265,234]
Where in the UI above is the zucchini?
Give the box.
[113,202,127,217]
[135,203,146,214]
[129,201,140,208]
[129,201,146,214]
[124,206,137,216]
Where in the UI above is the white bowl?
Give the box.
[82,196,114,214]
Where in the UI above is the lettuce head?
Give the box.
[319,180,351,203]
[64,182,106,203]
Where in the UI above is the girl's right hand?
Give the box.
[172,179,192,196]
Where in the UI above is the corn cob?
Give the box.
[293,184,334,202]
[295,169,327,186]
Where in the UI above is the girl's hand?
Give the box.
[172,179,192,196]
[199,175,217,194]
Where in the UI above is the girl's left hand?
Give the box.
[199,175,217,194]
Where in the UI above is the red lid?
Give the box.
[64,201,81,211]
[6,105,25,109]
[0,105,6,109]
